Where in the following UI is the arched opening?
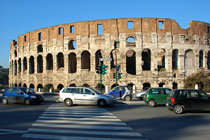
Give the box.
[184,50,195,76]
[18,83,21,87]
[111,84,118,89]
[29,84,35,89]
[126,37,136,47]
[95,50,103,69]
[46,53,53,70]
[110,49,120,69]
[159,83,165,87]
[37,84,43,92]
[142,83,150,91]
[37,55,43,73]
[43,84,54,92]
[199,50,203,68]
[208,51,210,69]
[23,57,27,71]
[14,60,17,75]
[14,83,17,87]
[57,84,64,91]
[68,53,77,73]
[29,56,34,74]
[57,53,64,70]
[68,40,76,50]
[14,50,17,57]
[172,82,178,89]
[82,84,90,87]
[37,45,43,53]
[69,84,76,87]
[142,49,151,70]
[23,83,27,88]
[158,49,166,71]
[18,58,21,73]
[81,51,90,70]
[126,50,136,75]
[95,84,105,93]
[172,49,178,70]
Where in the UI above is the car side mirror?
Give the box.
[92,93,95,95]
[21,92,24,95]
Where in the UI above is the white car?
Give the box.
[135,91,146,100]
[58,87,115,107]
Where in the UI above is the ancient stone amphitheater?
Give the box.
[9,18,210,93]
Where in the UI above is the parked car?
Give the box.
[135,90,146,100]
[107,86,132,101]
[58,87,115,107]
[2,87,44,105]
[167,89,210,114]
[144,87,171,107]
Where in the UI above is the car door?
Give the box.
[189,90,204,110]
[6,88,16,103]
[14,88,25,103]
[82,88,96,105]
[158,88,170,104]
[197,90,210,111]
[109,87,120,98]
[71,88,84,104]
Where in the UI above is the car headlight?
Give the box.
[31,95,36,99]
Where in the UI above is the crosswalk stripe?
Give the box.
[39,116,121,121]
[36,119,126,125]
[41,113,117,118]
[28,128,142,136]
[22,133,146,140]
[43,111,113,115]
[32,123,133,130]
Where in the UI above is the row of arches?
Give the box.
[12,81,179,93]
[11,49,210,76]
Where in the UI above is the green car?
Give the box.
[144,88,171,107]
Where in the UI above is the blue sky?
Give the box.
[0,0,210,68]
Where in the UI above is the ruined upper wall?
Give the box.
[10,18,210,49]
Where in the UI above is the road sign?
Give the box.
[100,58,112,62]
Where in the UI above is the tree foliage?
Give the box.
[184,70,210,93]
[0,68,9,87]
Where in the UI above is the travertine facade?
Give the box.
[9,18,210,92]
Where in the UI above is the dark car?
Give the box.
[167,89,210,114]
[2,87,44,105]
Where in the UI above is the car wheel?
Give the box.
[173,105,184,114]
[64,98,72,107]
[25,99,31,105]
[148,100,156,107]
[98,100,107,107]
[2,98,8,105]
[124,96,131,101]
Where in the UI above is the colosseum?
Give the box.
[9,18,210,93]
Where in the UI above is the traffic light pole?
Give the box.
[100,72,102,93]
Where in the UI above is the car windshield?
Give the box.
[21,88,34,94]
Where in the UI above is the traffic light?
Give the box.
[113,73,116,78]
[96,64,102,74]
[118,72,122,79]
[114,40,120,49]
[101,64,108,75]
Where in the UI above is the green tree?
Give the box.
[184,70,210,93]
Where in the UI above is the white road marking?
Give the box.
[28,128,142,136]
[41,113,117,118]
[32,123,133,130]
[39,116,121,121]
[22,133,146,140]
[36,119,126,125]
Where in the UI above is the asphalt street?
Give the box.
[1,94,210,140]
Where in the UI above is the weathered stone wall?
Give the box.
[9,18,210,92]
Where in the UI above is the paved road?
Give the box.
[1,94,210,140]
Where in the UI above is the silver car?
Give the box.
[58,87,115,107]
